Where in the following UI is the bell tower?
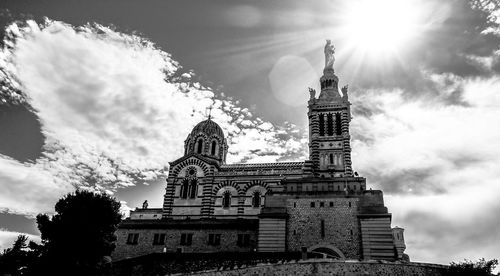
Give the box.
[307,40,353,177]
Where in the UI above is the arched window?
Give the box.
[196,139,203,154]
[329,153,334,164]
[180,179,189,199]
[335,113,342,135]
[252,191,261,207]
[222,191,231,208]
[327,113,333,136]
[211,141,217,155]
[319,114,325,136]
[189,179,197,199]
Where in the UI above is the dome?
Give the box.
[184,118,228,164]
[190,119,225,139]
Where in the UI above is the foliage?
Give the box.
[445,258,499,276]
[0,235,41,276]
[33,189,122,275]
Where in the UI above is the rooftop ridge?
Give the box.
[221,161,305,169]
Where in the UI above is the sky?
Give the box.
[0,0,499,267]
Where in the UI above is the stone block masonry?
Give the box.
[112,221,258,260]
[286,196,361,258]
[188,260,448,276]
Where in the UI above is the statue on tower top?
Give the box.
[324,39,335,70]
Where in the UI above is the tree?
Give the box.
[445,258,499,276]
[34,189,122,275]
[0,235,40,276]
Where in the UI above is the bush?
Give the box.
[446,258,498,276]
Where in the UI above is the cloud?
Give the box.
[0,154,73,216]
[352,76,500,194]
[0,19,307,215]
[336,0,500,99]
[350,74,500,264]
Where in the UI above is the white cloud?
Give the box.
[119,201,133,218]
[0,155,73,216]
[0,19,307,215]
[351,75,500,264]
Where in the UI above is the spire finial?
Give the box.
[206,105,213,120]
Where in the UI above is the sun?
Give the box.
[338,0,423,59]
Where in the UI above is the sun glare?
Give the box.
[339,0,423,58]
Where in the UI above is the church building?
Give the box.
[112,40,407,262]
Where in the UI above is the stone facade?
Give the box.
[113,220,258,260]
[286,196,361,258]
[113,41,407,263]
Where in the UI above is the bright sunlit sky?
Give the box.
[1,0,500,267]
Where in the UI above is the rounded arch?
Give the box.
[213,180,242,195]
[208,135,224,157]
[242,180,270,193]
[308,243,345,259]
[215,185,238,209]
[244,185,267,208]
[191,133,208,153]
[171,158,210,177]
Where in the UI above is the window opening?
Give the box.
[180,233,193,246]
[208,234,221,246]
[127,233,139,245]
[197,139,203,153]
[211,141,217,155]
[189,179,197,199]
[335,113,342,135]
[222,191,231,208]
[237,234,250,247]
[153,233,166,245]
[319,114,325,136]
[327,113,334,135]
[180,179,189,199]
[252,191,261,207]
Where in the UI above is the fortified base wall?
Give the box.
[187,260,447,276]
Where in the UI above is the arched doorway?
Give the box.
[308,244,345,259]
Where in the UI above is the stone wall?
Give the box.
[111,252,302,276]
[188,260,447,276]
[286,196,361,258]
[113,228,257,261]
